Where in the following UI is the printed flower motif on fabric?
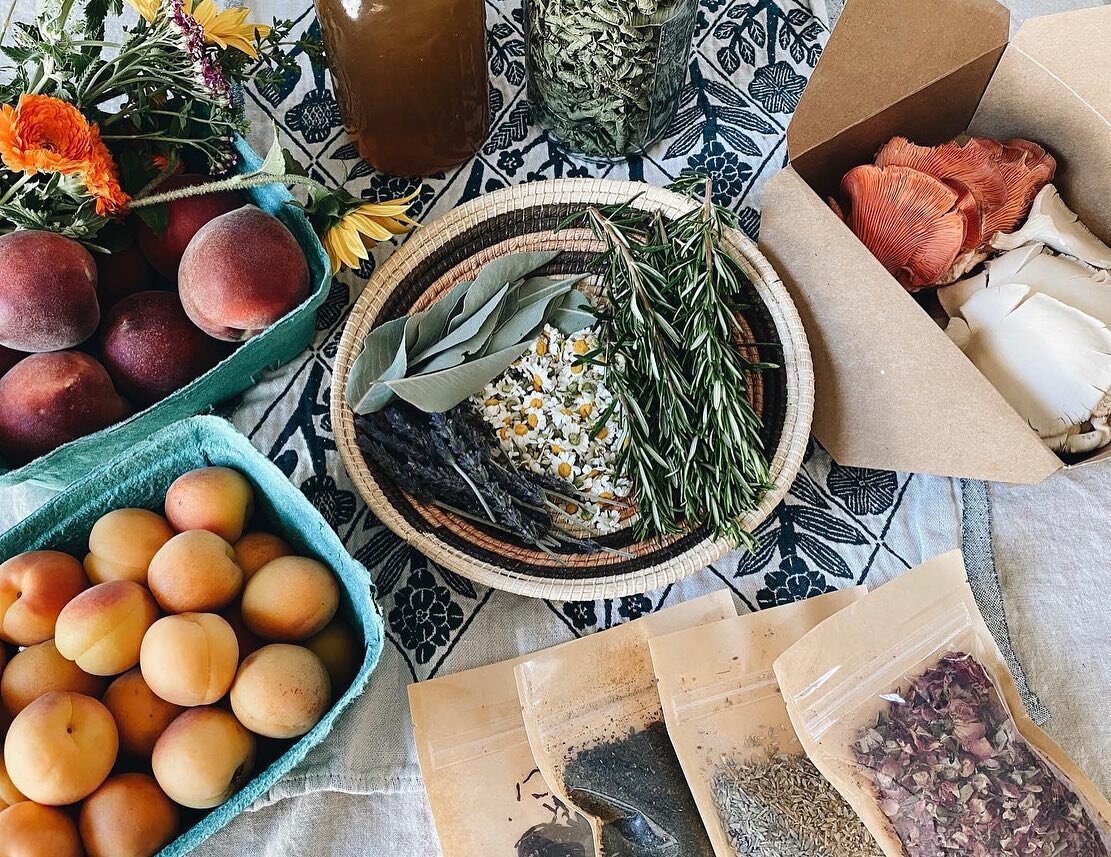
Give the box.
[283,22,342,143]
[388,565,466,665]
[756,555,834,608]
[748,61,808,115]
[826,463,898,516]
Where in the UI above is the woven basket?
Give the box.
[332,179,813,600]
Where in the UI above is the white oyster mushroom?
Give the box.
[991,184,1111,269]
[945,283,1111,453]
[939,243,1111,321]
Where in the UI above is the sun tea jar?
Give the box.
[314,0,490,177]
[525,0,698,158]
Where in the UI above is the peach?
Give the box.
[165,467,254,542]
[79,773,179,857]
[152,707,255,809]
[233,532,293,579]
[1,640,107,715]
[101,669,183,758]
[84,508,174,585]
[54,581,159,676]
[0,756,25,810]
[139,613,238,706]
[148,530,243,613]
[95,237,156,309]
[306,620,361,691]
[136,175,245,279]
[0,551,88,645]
[0,802,83,857]
[230,644,330,739]
[0,352,129,465]
[0,230,99,353]
[241,556,339,642]
[4,691,118,805]
[101,291,231,406]
[178,205,310,341]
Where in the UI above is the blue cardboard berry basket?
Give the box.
[0,137,332,490]
[0,415,383,855]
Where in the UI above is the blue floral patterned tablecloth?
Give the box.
[209,0,981,850]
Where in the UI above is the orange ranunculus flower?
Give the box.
[0,94,129,216]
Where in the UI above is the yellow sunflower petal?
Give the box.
[345,212,396,243]
[126,0,160,21]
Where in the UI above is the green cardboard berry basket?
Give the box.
[0,138,332,489]
[0,415,383,855]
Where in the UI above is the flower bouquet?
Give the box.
[0,0,416,486]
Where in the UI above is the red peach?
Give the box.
[178,205,310,341]
[0,230,99,352]
[0,345,23,377]
[0,551,88,646]
[136,175,245,279]
[101,291,230,405]
[0,352,129,464]
[95,238,156,309]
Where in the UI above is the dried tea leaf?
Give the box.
[450,250,562,331]
[386,342,533,412]
[412,279,472,355]
[420,289,510,372]
[411,283,511,367]
[347,316,409,414]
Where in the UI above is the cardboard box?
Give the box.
[759,0,1110,483]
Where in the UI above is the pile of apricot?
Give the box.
[0,179,311,465]
[0,467,360,857]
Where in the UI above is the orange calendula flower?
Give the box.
[0,94,129,216]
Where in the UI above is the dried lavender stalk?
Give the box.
[855,651,1110,857]
[712,753,882,857]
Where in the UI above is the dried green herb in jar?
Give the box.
[855,651,1110,857]
[524,0,697,157]
[712,753,883,857]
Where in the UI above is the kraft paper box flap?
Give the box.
[759,166,1062,483]
[970,6,1111,244]
[788,0,1009,194]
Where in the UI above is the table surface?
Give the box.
[1,0,1107,854]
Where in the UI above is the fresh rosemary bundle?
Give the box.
[576,176,775,545]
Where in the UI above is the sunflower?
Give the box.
[323,191,420,274]
[129,0,271,57]
[0,94,128,215]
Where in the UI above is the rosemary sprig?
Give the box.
[577,176,776,547]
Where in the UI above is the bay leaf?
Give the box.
[386,341,533,412]
[410,283,510,368]
[346,316,409,414]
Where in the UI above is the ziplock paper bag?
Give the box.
[774,551,1111,857]
[515,592,736,857]
[409,657,594,857]
[649,587,882,857]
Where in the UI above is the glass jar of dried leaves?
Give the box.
[524,0,699,158]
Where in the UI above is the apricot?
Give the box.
[54,581,159,676]
[79,773,179,857]
[101,291,230,406]
[0,230,99,353]
[0,551,88,645]
[178,205,310,341]
[241,556,339,641]
[0,756,25,810]
[306,620,361,691]
[95,237,155,309]
[102,669,184,759]
[230,644,330,739]
[165,467,255,543]
[4,691,118,805]
[1,640,106,715]
[220,607,261,661]
[84,508,174,585]
[139,613,238,706]
[0,352,129,465]
[136,175,245,279]
[148,530,243,613]
[152,707,255,809]
[233,531,292,579]
[0,802,83,857]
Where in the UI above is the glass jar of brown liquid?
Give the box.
[315,0,490,177]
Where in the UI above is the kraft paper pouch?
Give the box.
[409,657,594,857]
[515,591,737,857]
[774,551,1111,857]
[649,587,882,857]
